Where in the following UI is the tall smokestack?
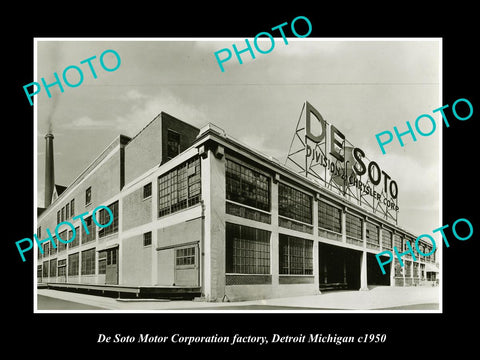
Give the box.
[44,133,55,208]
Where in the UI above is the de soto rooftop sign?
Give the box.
[286,101,399,224]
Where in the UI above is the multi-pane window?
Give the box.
[43,261,49,277]
[176,247,196,267]
[346,213,363,240]
[98,250,107,275]
[58,230,68,252]
[382,228,393,249]
[278,183,312,224]
[143,183,152,199]
[37,265,42,279]
[65,203,70,219]
[107,249,117,266]
[366,222,379,245]
[68,253,79,276]
[70,199,75,217]
[61,207,65,222]
[225,159,270,212]
[69,227,80,249]
[43,242,50,257]
[85,186,92,205]
[226,223,270,275]
[318,200,342,233]
[49,258,57,277]
[394,234,403,250]
[57,210,60,224]
[167,129,181,159]
[158,157,201,217]
[81,248,96,275]
[82,215,96,243]
[143,232,152,246]
[279,234,313,275]
[98,201,119,238]
[58,259,66,278]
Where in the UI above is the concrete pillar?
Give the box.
[359,217,368,290]
[341,207,346,243]
[200,145,226,301]
[360,250,368,291]
[271,176,279,289]
[312,196,320,292]
[390,258,395,287]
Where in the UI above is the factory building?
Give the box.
[36,108,438,302]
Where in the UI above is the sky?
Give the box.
[35,38,441,236]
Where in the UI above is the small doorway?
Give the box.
[106,247,119,285]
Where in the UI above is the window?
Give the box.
[346,213,362,240]
[43,242,50,257]
[57,210,60,225]
[366,222,379,245]
[49,258,57,277]
[225,159,270,212]
[61,207,65,222]
[37,226,42,239]
[85,186,92,205]
[43,261,49,277]
[278,183,312,224]
[318,200,342,233]
[382,229,393,249]
[279,234,313,275]
[107,248,117,266]
[58,259,66,277]
[158,157,201,217]
[226,223,270,274]
[37,265,42,279]
[393,234,403,250]
[58,230,68,252]
[98,250,107,275]
[65,203,70,219]
[69,227,80,249]
[81,248,96,275]
[176,246,196,267]
[98,201,119,238]
[68,253,79,276]
[82,216,96,243]
[143,183,152,199]
[167,129,180,159]
[143,232,152,246]
[70,199,75,217]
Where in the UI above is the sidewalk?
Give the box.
[37,285,440,311]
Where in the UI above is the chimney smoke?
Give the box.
[44,133,55,208]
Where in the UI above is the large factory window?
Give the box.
[68,253,79,276]
[393,234,403,250]
[318,200,342,233]
[226,223,270,275]
[98,251,107,274]
[278,183,312,224]
[82,215,96,243]
[382,228,393,250]
[225,159,270,212]
[49,258,57,277]
[158,157,201,217]
[81,248,96,275]
[346,213,363,240]
[279,234,313,275]
[366,222,380,245]
[98,201,119,238]
[69,227,80,249]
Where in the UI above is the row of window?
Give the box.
[57,198,75,225]
[40,201,120,259]
[225,160,434,257]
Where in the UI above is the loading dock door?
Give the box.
[106,247,119,285]
[367,252,390,286]
[319,243,361,290]
[174,244,199,286]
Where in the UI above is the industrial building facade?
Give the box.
[36,111,438,302]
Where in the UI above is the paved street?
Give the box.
[37,286,440,311]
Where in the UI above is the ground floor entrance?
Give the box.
[367,252,390,286]
[319,243,361,291]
